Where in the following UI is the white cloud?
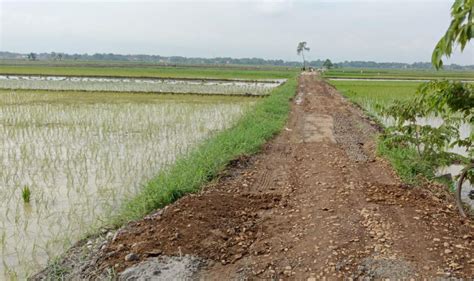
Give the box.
[254,0,294,15]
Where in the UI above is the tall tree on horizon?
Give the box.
[323,59,334,69]
[297,42,310,70]
[27,53,37,61]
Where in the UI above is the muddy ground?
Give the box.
[32,73,473,280]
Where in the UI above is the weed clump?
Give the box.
[22,185,31,203]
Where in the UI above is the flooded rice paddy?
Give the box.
[0,75,285,96]
[0,89,257,279]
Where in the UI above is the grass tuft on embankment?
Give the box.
[113,76,297,225]
[376,139,436,184]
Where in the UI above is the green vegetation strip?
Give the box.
[331,80,419,105]
[113,76,297,224]
[330,80,419,120]
[0,65,297,80]
[324,68,474,81]
[376,140,436,184]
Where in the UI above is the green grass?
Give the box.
[330,80,420,117]
[377,139,435,184]
[331,80,419,103]
[0,64,297,80]
[22,185,31,204]
[112,75,297,224]
[46,257,70,280]
[324,68,474,81]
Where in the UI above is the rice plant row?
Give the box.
[0,75,286,96]
[0,90,256,279]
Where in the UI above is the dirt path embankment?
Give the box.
[40,73,473,280]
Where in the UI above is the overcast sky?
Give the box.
[1,0,473,64]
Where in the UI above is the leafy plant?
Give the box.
[22,185,31,204]
[380,81,473,183]
[432,0,473,69]
[380,0,474,199]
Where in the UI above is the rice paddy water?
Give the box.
[0,75,284,96]
[0,75,274,279]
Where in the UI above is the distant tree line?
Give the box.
[0,51,472,70]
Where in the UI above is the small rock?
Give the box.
[106,232,114,240]
[145,250,162,257]
[283,266,292,276]
[444,249,452,254]
[449,262,461,269]
[125,253,139,262]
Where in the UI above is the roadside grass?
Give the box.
[330,80,439,185]
[112,76,297,224]
[4,62,472,81]
[0,64,297,80]
[376,139,436,184]
[324,68,474,81]
[46,257,70,280]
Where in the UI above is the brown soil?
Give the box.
[95,73,474,279]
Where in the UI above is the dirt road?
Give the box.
[84,73,473,279]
